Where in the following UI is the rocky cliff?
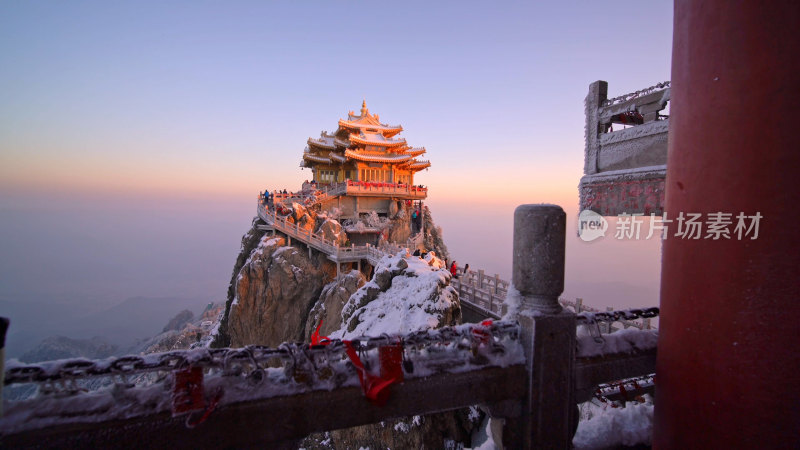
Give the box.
[213,203,453,348]
[226,235,336,347]
[209,202,474,448]
[213,217,267,348]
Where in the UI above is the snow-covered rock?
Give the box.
[315,217,347,246]
[332,254,461,339]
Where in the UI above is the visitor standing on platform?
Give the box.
[450,261,458,278]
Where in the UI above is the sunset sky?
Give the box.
[0,2,673,313]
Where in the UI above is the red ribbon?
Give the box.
[185,388,223,429]
[310,320,331,346]
[472,319,493,344]
[343,340,402,406]
[172,366,205,416]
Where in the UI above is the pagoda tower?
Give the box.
[302,101,431,186]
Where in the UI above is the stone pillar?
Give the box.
[501,205,576,449]
[512,204,566,314]
[584,80,607,175]
[655,2,800,448]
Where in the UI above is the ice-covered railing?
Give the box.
[1,322,523,436]
[601,81,671,108]
[453,267,658,331]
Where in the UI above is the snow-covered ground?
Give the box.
[574,396,654,449]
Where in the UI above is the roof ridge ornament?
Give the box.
[361,99,368,116]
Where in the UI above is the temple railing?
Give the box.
[341,180,427,199]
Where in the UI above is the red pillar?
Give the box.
[655,1,800,448]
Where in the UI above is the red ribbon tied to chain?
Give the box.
[310,319,331,346]
[172,366,205,415]
[471,319,493,344]
[343,340,404,406]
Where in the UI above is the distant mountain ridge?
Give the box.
[18,335,117,363]
[2,295,212,358]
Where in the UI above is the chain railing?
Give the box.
[4,321,521,392]
[575,307,660,326]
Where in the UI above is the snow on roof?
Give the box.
[344,149,413,163]
[407,147,427,157]
[349,131,406,147]
[329,153,346,163]
[404,160,431,170]
[339,116,403,132]
[301,102,430,169]
[303,153,332,164]
[308,134,336,149]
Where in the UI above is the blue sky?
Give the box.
[0,1,673,310]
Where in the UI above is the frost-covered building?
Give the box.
[298,101,430,218]
[303,101,430,187]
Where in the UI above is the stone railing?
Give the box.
[580,80,670,216]
[256,204,409,269]
[453,267,655,330]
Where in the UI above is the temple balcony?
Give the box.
[339,180,427,200]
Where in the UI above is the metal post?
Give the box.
[499,204,576,449]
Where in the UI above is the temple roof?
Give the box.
[308,133,336,149]
[302,102,431,173]
[403,160,432,170]
[349,130,407,147]
[303,152,332,164]
[338,100,403,137]
[344,149,414,164]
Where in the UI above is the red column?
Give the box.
[655,1,800,448]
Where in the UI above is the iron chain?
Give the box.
[5,321,519,386]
